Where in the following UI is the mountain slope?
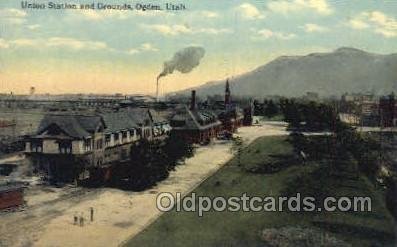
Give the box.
[175,47,397,97]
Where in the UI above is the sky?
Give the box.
[1,0,397,95]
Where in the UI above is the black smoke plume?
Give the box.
[157,46,205,80]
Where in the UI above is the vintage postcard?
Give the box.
[0,0,396,246]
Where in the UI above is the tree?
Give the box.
[163,133,194,167]
[279,99,302,128]
[109,136,194,191]
[263,100,279,118]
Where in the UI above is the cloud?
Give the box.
[348,19,369,30]
[201,11,219,18]
[128,49,139,54]
[71,8,171,21]
[255,28,296,40]
[196,28,233,35]
[347,11,397,38]
[1,37,109,50]
[267,0,333,15]
[27,24,41,30]
[0,8,27,24]
[140,43,158,52]
[0,8,27,18]
[143,24,232,36]
[77,9,128,20]
[47,37,108,50]
[10,39,39,47]
[0,39,10,49]
[369,11,397,37]
[236,3,265,20]
[302,23,328,33]
[374,28,397,38]
[146,24,192,36]
[128,42,158,55]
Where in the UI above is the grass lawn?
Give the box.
[127,136,395,247]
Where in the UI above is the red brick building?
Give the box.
[170,91,222,144]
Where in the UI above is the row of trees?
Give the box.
[279,99,337,131]
[254,100,280,119]
[253,98,338,131]
[108,134,194,191]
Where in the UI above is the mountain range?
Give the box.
[173,47,397,98]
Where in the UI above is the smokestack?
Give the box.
[156,77,159,102]
[225,79,231,106]
[190,90,196,110]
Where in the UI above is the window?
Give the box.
[114,133,119,143]
[84,138,92,151]
[96,139,103,149]
[105,134,111,147]
[59,141,72,154]
[31,140,43,152]
[122,131,128,140]
[145,129,151,137]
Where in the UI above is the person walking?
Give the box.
[90,207,94,222]
[79,213,84,227]
[73,212,78,225]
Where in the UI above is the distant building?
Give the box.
[339,113,360,125]
[360,101,379,126]
[303,92,319,101]
[340,93,379,126]
[341,92,375,103]
[29,87,35,96]
[379,93,397,127]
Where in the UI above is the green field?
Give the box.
[127,136,395,247]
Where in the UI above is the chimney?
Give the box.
[190,90,196,110]
[225,79,231,106]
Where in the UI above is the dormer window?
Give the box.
[105,134,111,147]
[114,133,119,143]
[31,139,43,152]
[59,141,72,154]
[84,138,92,151]
[96,139,103,149]
[122,131,128,140]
